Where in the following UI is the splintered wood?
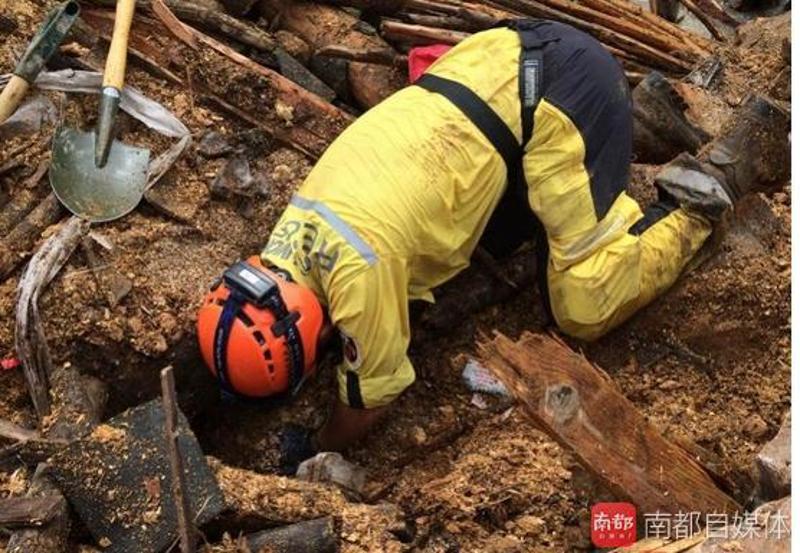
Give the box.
[80,6,352,158]
[210,459,407,551]
[15,216,88,419]
[0,496,65,527]
[477,331,740,516]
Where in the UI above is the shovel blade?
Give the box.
[50,127,150,223]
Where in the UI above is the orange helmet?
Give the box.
[197,256,324,399]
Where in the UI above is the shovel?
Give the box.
[50,0,151,223]
[0,1,80,124]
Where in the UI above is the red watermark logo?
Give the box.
[591,502,637,548]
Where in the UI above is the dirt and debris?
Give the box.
[0,0,791,551]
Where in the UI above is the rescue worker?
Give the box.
[196,20,789,472]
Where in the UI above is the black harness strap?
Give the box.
[416,74,519,172]
[518,26,545,148]
[415,20,554,322]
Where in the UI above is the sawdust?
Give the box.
[0,1,791,551]
[90,423,127,444]
[0,466,30,497]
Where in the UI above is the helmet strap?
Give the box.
[213,261,307,399]
[212,289,245,399]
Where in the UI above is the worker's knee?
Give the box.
[548,239,642,341]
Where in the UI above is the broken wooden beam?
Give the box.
[7,358,108,551]
[0,496,65,528]
[381,20,470,45]
[209,459,408,549]
[15,216,88,419]
[90,0,277,51]
[45,366,108,441]
[210,458,350,529]
[161,366,196,553]
[316,44,408,67]
[0,419,39,443]
[81,9,350,157]
[419,248,536,335]
[5,465,70,553]
[676,0,726,41]
[487,0,694,73]
[400,12,488,32]
[477,331,741,516]
[260,0,407,107]
[0,164,48,237]
[245,517,338,553]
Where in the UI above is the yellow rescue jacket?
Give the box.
[263,23,700,408]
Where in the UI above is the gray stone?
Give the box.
[755,412,790,502]
[687,495,790,552]
[210,155,270,199]
[197,131,233,159]
[296,452,367,498]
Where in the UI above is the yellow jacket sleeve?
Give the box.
[328,255,416,409]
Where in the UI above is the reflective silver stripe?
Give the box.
[290,195,378,266]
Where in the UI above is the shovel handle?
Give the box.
[0,75,30,124]
[102,0,137,90]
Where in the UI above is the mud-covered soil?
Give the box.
[0,1,791,552]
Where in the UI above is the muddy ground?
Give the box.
[0,1,791,551]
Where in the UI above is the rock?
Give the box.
[296,452,367,499]
[754,412,790,502]
[157,313,178,335]
[743,413,770,441]
[210,156,270,200]
[128,317,144,335]
[687,496,790,553]
[275,100,295,126]
[235,128,272,158]
[0,14,18,34]
[0,96,57,141]
[197,131,233,159]
[513,515,545,537]
[409,426,427,446]
[659,379,682,391]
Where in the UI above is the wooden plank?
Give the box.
[0,496,65,527]
[659,534,706,552]
[161,366,195,553]
[477,331,741,516]
[611,535,705,552]
[14,216,86,419]
[245,517,338,553]
[5,465,70,552]
[611,538,667,552]
[7,365,107,551]
[81,9,350,157]
[0,419,38,443]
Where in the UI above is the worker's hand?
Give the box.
[278,424,318,476]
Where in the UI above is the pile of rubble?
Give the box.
[0,0,791,551]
